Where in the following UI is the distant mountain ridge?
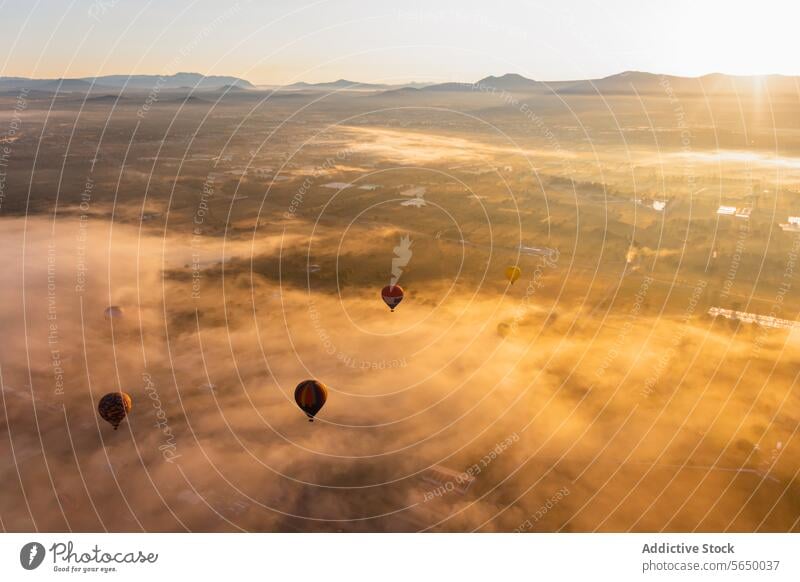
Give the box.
[0,72,253,92]
[2,71,797,97]
[413,71,800,96]
[474,73,543,91]
[552,70,800,96]
[284,78,388,90]
[280,78,432,91]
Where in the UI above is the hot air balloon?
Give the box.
[104,306,124,320]
[98,392,132,430]
[497,322,512,338]
[294,380,328,422]
[381,285,404,312]
[505,266,521,285]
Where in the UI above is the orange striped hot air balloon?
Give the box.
[98,392,132,430]
[294,380,328,422]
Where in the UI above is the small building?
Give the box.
[708,306,800,330]
[400,186,426,198]
[400,198,427,207]
[716,205,736,216]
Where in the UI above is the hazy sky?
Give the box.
[0,0,797,84]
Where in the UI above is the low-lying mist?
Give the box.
[1,214,798,532]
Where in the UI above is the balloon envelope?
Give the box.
[294,380,328,422]
[104,306,124,320]
[505,266,521,284]
[497,322,512,338]
[381,285,404,311]
[98,392,132,430]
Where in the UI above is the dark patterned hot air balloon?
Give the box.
[381,284,404,312]
[98,392,132,430]
[294,380,328,422]
[104,306,124,320]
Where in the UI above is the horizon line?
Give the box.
[2,69,797,88]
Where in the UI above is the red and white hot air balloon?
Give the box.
[381,285,404,312]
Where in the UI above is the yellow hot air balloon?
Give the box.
[497,322,512,338]
[505,266,521,285]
